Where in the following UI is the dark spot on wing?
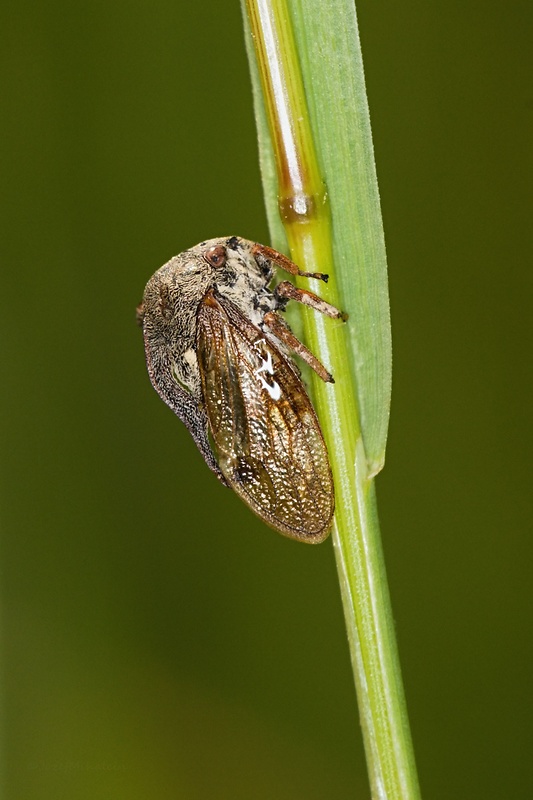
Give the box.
[233,459,256,485]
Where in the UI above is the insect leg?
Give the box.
[274,281,348,321]
[144,343,228,485]
[251,242,329,282]
[262,311,334,383]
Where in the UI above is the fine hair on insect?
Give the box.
[137,236,346,543]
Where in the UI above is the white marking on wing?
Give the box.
[256,349,275,376]
[255,341,281,400]
[258,375,281,401]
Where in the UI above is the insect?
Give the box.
[137,236,345,543]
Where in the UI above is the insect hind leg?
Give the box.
[263,311,334,384]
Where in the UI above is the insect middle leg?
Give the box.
[274,281,347,321]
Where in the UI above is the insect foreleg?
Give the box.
[251,242,329,282]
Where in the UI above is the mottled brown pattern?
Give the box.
[138,237,344,542]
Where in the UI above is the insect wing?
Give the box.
[196,291,334,542]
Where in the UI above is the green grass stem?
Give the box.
[241,1,422,798]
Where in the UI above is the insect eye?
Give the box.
[205,245,227,268]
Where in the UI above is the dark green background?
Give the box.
[1,1,531,798]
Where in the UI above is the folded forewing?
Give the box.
[196,290,334,542]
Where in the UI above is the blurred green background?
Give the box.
[1,1,531,798]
